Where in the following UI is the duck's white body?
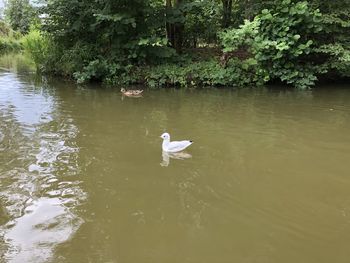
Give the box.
[160,133,193,153]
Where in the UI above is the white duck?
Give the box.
[160,132,193,153]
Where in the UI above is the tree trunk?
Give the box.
[165,0,175,47]
[222,0,233,28]
[165,0,184,53]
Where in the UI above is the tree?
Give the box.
[221,0,232,28]
[41,0,173,82]
[309,0,350,77]
[221,0,323,88]
[30,0,350,87]
[5,0,36,34]
[165,0,185,52]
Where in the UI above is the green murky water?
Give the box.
[1,55,350,263]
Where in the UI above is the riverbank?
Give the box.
[0,21,22,54]
[2,50,350,91]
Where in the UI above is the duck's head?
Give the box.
[160,132,170,140]
[120,88,126,93]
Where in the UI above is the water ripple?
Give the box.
[0,71,86,263]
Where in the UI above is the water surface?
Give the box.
[1,57,350,263]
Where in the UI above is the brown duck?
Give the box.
[120,88,143,97]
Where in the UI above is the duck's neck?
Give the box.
[162,138,170,149]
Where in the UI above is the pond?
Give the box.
[1,55,350,263]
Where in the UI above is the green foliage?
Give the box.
[40,0,176,83]
[16,0,350,88]
[230,0,275,27]
[0,21,12,37]
[142,58,266,88]
[311,1,350,78]
[220,19,260,53]
[21,29,50,71]
[0,37,22,54]
[74,58,124,84]
[315,44,350,77]
[221,0,323,89]
[182,0,221,47]
[5,0,37,34]
[0,21,22,54]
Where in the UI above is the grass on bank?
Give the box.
[0,21,22,54]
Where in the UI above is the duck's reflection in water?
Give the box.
[160,151,192,167]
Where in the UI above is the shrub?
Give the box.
[0,38,22,53]
[140,59,266,88]
[220,0,323,89]
[0,21,23,54]
[21,29,50,71]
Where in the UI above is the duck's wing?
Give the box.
[166,140,193,152]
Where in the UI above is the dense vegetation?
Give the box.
[1,0,350,88]
[5,0,37,34]
[0,21,22,53]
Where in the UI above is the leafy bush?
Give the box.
[20,0,350,88]
[5,0,37,34]
[0,38,22,54]
[40,0,177,83]
[141,58,266,88]
[316,44,350,77]
[313,5,350,78]
[220,0,323,89]
[21,29,50,71]
[182,1,221,47]
[0,21,23,54]
[0,21,12,37]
